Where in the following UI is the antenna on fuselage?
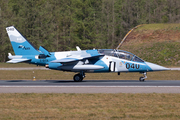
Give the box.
[76,46,81,51]
[116,25,143,50]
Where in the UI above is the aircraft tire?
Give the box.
[139,77,145,82]
[73,74,83,82]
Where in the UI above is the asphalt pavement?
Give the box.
[0,80,180,93]
[0,67,180,93]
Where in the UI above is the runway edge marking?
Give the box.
[1,86,180,88]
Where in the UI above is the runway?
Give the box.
[0,80,180,93]
[0,67,179,70]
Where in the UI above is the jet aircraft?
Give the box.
[6,26,169,82]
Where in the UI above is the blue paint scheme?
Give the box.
[125,61,161,72]
[86,50,100,56]
[18,53,57,66]
[126,61,147,72]
[144,63,153,71]
[11,41,40,55]
[6,26,169,81]
[94,59,109,72]
[31,57,55,66]
[39,46,51,56]
[48,62,62,70]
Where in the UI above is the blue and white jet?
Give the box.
[6,26,169,82]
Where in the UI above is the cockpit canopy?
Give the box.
[98,49,144,62]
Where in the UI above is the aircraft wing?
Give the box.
[51,54,104,63]
[6,59,30,63]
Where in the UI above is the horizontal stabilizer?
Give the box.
[6,59,30,63]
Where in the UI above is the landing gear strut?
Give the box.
[139,72,147,82]
[73,71,85,82]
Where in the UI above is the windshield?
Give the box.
[98,49,144,62]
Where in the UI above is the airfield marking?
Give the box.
[0,85,180,93]
[1,86,180,88]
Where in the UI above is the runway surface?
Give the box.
[0,67,180,70]
[0,80,180,93]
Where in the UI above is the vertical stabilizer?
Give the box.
[6,26,40,55]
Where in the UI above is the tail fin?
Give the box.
[6,26,40,55]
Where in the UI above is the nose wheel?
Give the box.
[73,71,85,82]
[139,72,147,82]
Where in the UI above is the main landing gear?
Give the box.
[139,72,147,82]
[73,71,85,82]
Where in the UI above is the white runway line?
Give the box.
[0,86,180,93]
[1,86,180,88]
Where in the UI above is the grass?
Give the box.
[1,24,180,120]
[0,93,180,119]
[121,23,180,66]
[0,63,41,68]
[122,41,180,66]
[137,23,180,31]
[0,70,180,80]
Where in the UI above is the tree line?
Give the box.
[0,0,180,62]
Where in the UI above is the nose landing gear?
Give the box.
[139,72,147,82]
[73,71,85,82]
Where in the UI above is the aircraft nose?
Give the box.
[145,62,170,71]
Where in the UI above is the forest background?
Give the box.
[0,0,180,62]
